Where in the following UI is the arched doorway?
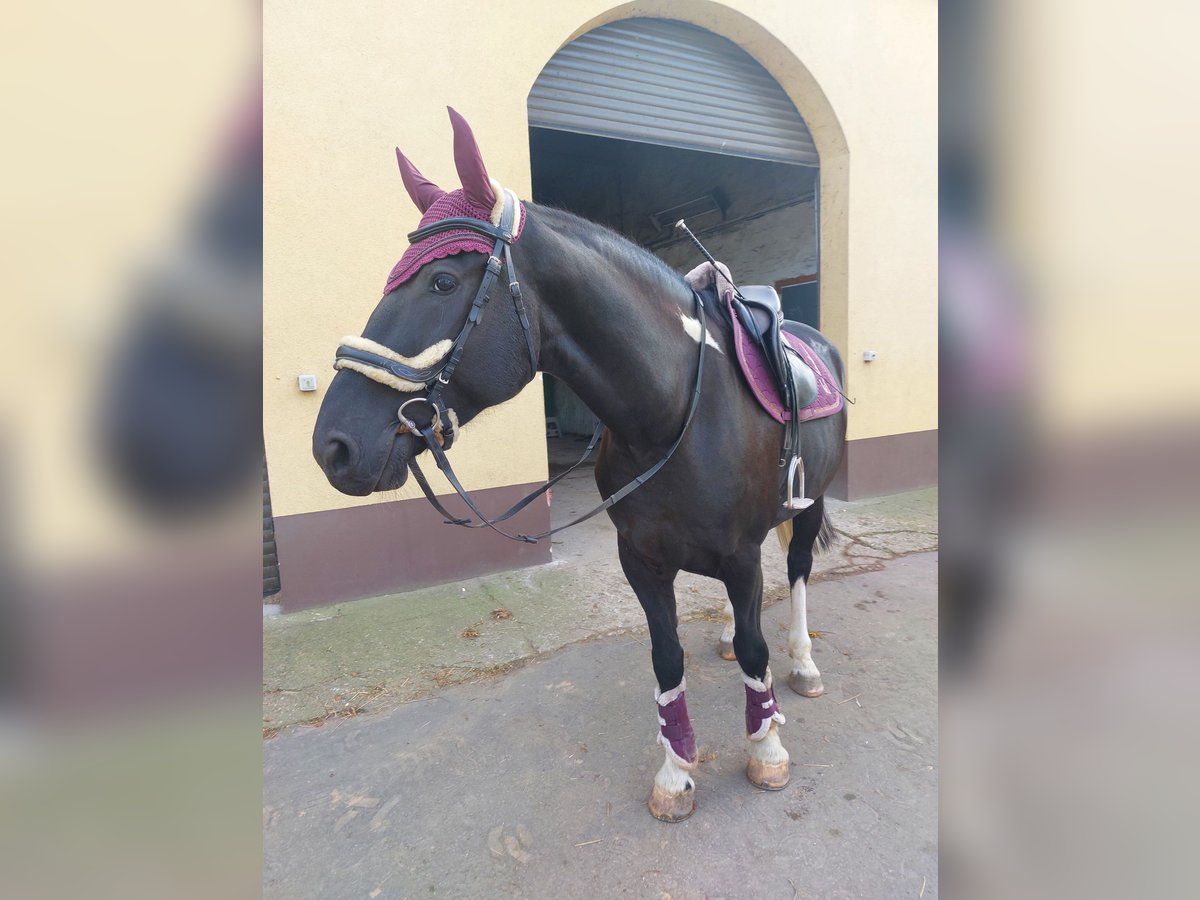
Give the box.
[527,17,822,477]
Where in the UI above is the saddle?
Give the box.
[684,262,830,510]
[732,285,818,413]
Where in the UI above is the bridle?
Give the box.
[334,193,709,543]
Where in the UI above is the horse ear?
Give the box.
[395,148,445,213]
[447,107,497,210]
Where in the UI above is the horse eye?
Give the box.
[432,274,457,294]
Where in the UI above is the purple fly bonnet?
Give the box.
[384,107,525,295]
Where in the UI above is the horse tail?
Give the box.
[774,519,793,554]
[816,507,835,553]
[774,504,836,555]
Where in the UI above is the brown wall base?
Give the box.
[275,483,552,612]
[829,429,938,500]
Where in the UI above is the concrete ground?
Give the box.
[264,448,937,897]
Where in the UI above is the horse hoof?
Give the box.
[746,758,790,791]
[648,783,696,822]
[718,640,736,661]
[788,672,824,698]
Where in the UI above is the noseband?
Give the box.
[333,194,710,543]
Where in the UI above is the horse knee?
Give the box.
[651,643,685,690]
[732,630,769,678]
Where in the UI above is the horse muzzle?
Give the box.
[313,423,416,495]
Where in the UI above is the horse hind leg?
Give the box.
[716,521,791,661]
[722,549,790,791]
[617,537,697,822]
[718,599,736,660]
[786,496,828,698]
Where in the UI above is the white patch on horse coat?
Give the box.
[788,579,821,680]
[720,600,736,644]
[748,721,789,766]
[655,749,695,796]
[743,667,786,740]
[333,336,454,393]
[678,312,723,354]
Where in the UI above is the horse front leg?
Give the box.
[618,537,696,822]
[721,548,790,791]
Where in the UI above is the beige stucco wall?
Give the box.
[264,0,937,516]
[6,0,253,564]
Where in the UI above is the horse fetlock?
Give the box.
[787,648,824,698]
[787,633,814,658]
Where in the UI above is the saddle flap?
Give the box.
[737,285,783,339]
[784,344,819,409]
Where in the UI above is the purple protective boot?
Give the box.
[744,671,787,741]
[655,681,698,766]
[649,680,699,822]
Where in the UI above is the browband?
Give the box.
[407,217,510,244]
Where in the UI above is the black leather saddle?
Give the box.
[729,285,818,412]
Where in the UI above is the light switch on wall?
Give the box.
[298,374,318,391]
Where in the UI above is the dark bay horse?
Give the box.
[313,109,846,821]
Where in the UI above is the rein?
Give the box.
[334,195,710,543]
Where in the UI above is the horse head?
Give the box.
[313,108,539,496]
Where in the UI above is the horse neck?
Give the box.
[522,210,701,447]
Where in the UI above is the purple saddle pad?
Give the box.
[724,293,844,425]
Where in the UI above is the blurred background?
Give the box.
[1,0,1198,897]
[941,0,1200,897]
[0,1,261,897]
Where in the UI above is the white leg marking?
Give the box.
[654,748,695,796]
[720,599,736,645]
[748,721,790,767]
[788,579,821,680]
[678,312,724,353]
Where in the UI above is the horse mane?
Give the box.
[526,202,694,304]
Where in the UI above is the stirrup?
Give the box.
[784,455,813,510]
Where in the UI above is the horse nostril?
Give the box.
[321,432,358,475]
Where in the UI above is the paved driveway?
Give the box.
[264,551,937,899]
